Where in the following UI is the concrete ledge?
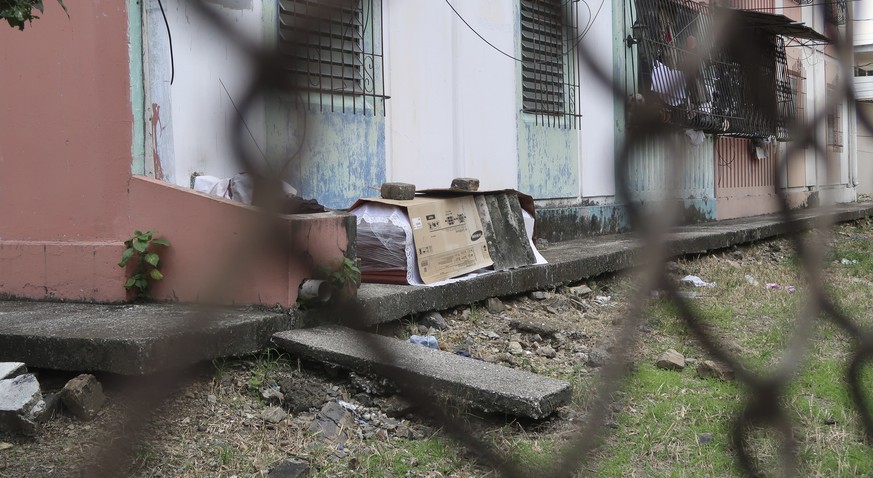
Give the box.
[0,301,289,375]
[273,325,571,419]
[350,203,873,325]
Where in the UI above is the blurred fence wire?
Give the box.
[82,1,873,476]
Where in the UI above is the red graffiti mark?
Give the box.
[150,103,165,181]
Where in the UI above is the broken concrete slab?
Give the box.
[0,374,44,436]
[0,362,25,380]
[61,374,106,421]
[0,302,290,375]
[347,202,873,326]
[273,325,571,419]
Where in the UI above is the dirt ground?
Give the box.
[1,225,869,477]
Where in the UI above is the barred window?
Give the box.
[278,0,387,115]
[520,0,581,128]
[826,0,847,25]
[789,62,807,146]
[630,0,799,139]
[827,85,843,150]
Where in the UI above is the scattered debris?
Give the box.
[261,386,284,403]
[655,349,685,371]
[569,284,593,297]
[509,318,559,336]
[840,258,858,265]
[744,275,759,286]
[765,283,796,293]
[419,311,448,330]
[309,401,353,442]
[409,335,439,350]
[261,406,287,424]
[587,348,609,368]
[268,459,310,478]
[380,182,416,201]
[696,360,735,381]
[61,374,106,421]
[528,291,550,300]
[0,362,26,381]
[595,295,612,305]
[0,373,44,436]
[485,297,505,314]
[681,275,716,288]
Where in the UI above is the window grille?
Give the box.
[520,0,582,128]
[826,0,847,25]
[789,60,807,145]
[630,0,795,139]
[827,85,843,150]
[278,0,387,115]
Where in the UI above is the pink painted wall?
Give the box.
[0,2,132,242]
[0,3,353,306]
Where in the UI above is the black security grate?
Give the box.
[631,0,795,139]
[278,0,387,115]
[520,0,582,128]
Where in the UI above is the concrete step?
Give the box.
[0,301,290,375]
[272,325,571,419]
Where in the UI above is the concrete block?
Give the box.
[273,326,571,419]
[380,183,416,200]
[0,374,44,436]
[61,374,106,420]
[0,362,26,380]
[450,178,480,191]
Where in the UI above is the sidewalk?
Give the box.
[1,202,871,374]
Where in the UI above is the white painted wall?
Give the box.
[578,0,616,198]
[386,0,617,198]
[145,0,267,187]
[386,0,520,192]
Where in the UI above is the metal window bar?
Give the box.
[278,0,387,115]
[826,0,847,25]
[520,0,582,128]
[630,0,793,139]
[827,85,844,149]
[789,60,807,146]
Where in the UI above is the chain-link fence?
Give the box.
[78,1,873,476]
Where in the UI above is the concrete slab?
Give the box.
[0,302,289,375]
[349,203,873,325]
[273,325,572,419]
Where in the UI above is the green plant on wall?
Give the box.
[1,0,67,30]
[119,230,169,300]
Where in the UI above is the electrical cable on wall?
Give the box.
[157,0,175,85]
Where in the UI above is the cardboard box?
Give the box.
[353,196,493,284]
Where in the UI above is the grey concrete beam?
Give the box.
[273,325,571,419]
[0,302,289,375]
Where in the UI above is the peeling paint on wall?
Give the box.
[517,119,580,199]
[266,97,386,210]
[150,103,166,180]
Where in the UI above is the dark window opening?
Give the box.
[278,0,387,115]
[520,0,582,128]
[827,85,843,150]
